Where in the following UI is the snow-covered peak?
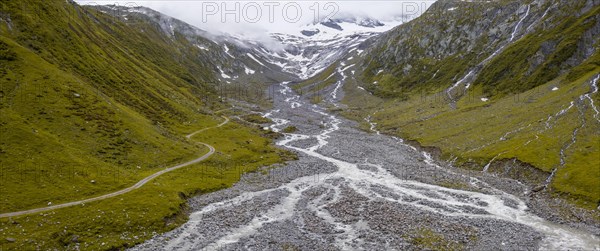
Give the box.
[98,5,408,81]
[296,17,403,40]
[323,17,386,28]
[245,16,404,79]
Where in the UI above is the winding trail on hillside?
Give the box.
[0,115,230,219]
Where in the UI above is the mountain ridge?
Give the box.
[326,0,600,207]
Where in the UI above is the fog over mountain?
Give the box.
[76,0,434,37]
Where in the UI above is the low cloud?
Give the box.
[77,0,434,37]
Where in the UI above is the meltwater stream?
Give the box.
[132,82,599,250]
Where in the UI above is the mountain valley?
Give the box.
[0,0,599,250]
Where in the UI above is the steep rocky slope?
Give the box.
[300,0,600,207]
[359,0,598,98]
[92,5,297,104]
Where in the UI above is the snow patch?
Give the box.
[196,45,208,51]
[217,67,231,79]
[223,44,234,58]
[247,53,266,67]
[244,66,255,75]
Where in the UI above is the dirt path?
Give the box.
[0,115,230,219]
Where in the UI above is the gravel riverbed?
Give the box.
[131,82,599,251]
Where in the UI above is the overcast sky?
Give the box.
[76,1,435,36]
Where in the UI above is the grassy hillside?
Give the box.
[0,115,291,249]
[313,0,600,208]
[342,70,599,206]
[0,0,224,213]
[0,0,292,249]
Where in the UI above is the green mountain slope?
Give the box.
[313,0,600,207]
[0,0,290,249]
[0,0,222,213]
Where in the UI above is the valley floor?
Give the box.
[132,82,600,250]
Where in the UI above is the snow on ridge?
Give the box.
[223,45,234,58]
[295,19,405,41]
[228,16,408,80]
[246,53,267,67]
[217,67,231,79]
[195,44,209,51]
